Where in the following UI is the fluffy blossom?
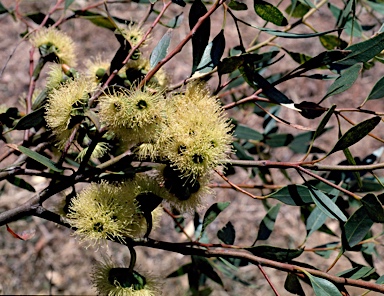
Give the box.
[45,77,95,148]
[159,83,233,179]
[91,259,162,296]
[30,27,77,66]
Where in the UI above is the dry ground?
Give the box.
[1,0,384,295]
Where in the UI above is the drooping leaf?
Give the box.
[12,107,45,131]
[192,256,223,286]
[241,65,293,105]
[284,273,305,295]
[201,202,230,235]
[150,29,172,69]
[210,30,225,67]
[164,12,184,28]
[256,204,280,241]
[73,10,128,30]
[361,193,384,223]
[6,176,36,192]
[343,148,362,189]
[217,221,235,245]
[312,105,336,141]
[329,116,381,155]
[246,245,303,261]
[254,0,288,26]
[189,0,210,74]
[257,27,338,38]
[228,0,248,10]
[306,196,338,237]
[302,271,342,296]
[283,48,312,64]
[309,187,347,222]
[268,185,313,206]
[328,2,362,37]
[343,206,373,248]
[18,146,63,172]
[322,63,362,100]
[234,125,263,141]
[336,32,384,66]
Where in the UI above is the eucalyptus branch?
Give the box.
[139,0,226,88]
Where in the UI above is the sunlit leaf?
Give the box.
[303,271,342,296]
[18,146,63,172]
[150,29,172,69]
[65,0,75,10]
[201,202,230,235]
[309,187,347,222]
[268,185,313,206]
[364,76,384,103]
[256,204,280,241]
[254,0,288,26]
[336,265,376,280]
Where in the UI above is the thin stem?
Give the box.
[257,263,280,296]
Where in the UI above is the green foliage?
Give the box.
[2,0,384,295]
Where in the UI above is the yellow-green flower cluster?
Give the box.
[45,76,95,148]
[30,27,77,66]
[99,88,164,144]
[67,176,165,244]
[91,259,161,296]
[159,83,233,179]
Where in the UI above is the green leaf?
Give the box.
[233,142,254,160]
[366,1,384,14]
[192,256,223,286]
[246,245,303,261]
[336,266,376,280]
[313,242,339,258]
[167,263,192,277]
[12,107,45,131]
[241,66,293,105]
[361,193,384,223]
[343,206,373,248]
[6,176,36,192]
[268,185,313,206]
[265,133,294,148]
[322,63,362,100]
[319,35,348,50]
[329,116,381,155]
[313,105,336,141]
[284,273,305,295]
[309,187,347,222]
[256,204,280,241]
[0,1,9,14]
[73,10,126,30]
[285,2,310,18]
[303,271,342,296]
[257,27,338,38]
[65,0,75,10]
[164,12,184,28]
[217,221,235,245]
[201,202,230,235]
[343,148,362,189]
[364,75,384,102]
[283,48,312,64]
[189,0,210,74]
[234,125,263,141]
[306,196,338,237]
[337,33,384,66]
[150,29,172,69]
[228,0,248,10]
[172,0,186,7]
[18,146,63,172]
[254,0,288,26]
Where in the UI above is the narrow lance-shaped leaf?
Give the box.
[321,63,362,101]
[18,146,63,172]
[328,116,381,155]
[309,187,347,222]
[255,203,281,242]
[343,206,373,248]
[189,0,210,74]
[313,105,336,141]
[267,184,313,206]
[246,245,303,261]
[200,202,230,235]
[12,107,45,131]
[257,27,338,38]
[336,32,384,66]
[343,148,362,189]
[285,273,305,295]
[228,0,248,10]
[6,176,36,192]
[192,256,224,286]
[150,29,172,69]
[254,0,288,26]
[234,124,263,141]
[65,0,75,10]
[306,196,338,237]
